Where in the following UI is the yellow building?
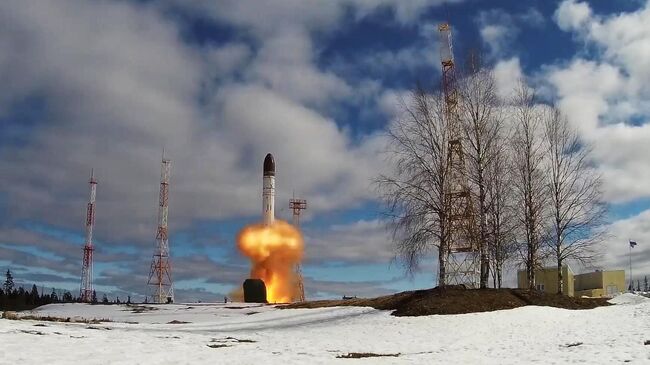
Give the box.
[517,266,575,296]
[574,270,625,298]
[517,267,626,298]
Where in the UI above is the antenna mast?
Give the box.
[438,22,479,288]
[147,153,174,303]
[289,194,307,302]
[80,169,97,302]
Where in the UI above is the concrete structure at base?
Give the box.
[243,278,267,303]
[517,266,626,298]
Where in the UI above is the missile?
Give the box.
[263,153,275,226]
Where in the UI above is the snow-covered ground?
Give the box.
[1,295,649,364]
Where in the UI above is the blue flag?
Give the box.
[630,240,637,248]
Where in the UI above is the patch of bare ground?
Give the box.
[167,320,191,324]
[2,312,111,324]
[282,286,610,316]
[337,353,400,359]
[211,337,256,343]
[19,329,46,335]
[207,344,231,349]
[128,305,158,313]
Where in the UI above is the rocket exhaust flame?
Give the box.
[237,220,304,303]
[236,153,304,303]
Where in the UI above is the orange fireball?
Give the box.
[237,220,304,303]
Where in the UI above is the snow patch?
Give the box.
[608,293,650,305]
[2,300,649,364]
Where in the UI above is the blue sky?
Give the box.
[1,0,650,301]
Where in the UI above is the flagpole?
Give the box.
[629,240,633,292]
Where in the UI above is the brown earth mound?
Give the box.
[282,286,610,316]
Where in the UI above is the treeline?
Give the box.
[629,276,649,293]
[1,270,130,311]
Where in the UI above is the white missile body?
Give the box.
[263,153,275,226]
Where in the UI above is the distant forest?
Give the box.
[1,269,130,311]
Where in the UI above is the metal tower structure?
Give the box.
[289,195,307,302]
[147,154,174,303]
[80,169,97,302]
[438,22,479,288]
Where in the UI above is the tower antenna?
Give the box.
[80,169,97,302]
[147,153,174,303]
[289,195,307,302]
[438,22,479,288]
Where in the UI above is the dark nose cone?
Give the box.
[263,153,275,176]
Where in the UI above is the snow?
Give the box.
[1,298,649,364]
[608,292,650,305]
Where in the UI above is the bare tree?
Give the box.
[543,107,607,294]
[376,86,450,285]
[511,81,548,290]
[458,64,502,288]
[486,134,517,288]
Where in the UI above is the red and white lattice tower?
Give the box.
[147,154,174,303]
[80,169,97,303]
[289,195,307,302]
[439,22,479,288]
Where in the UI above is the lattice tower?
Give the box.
[289,196,307,302]
[147,155,174,303]
[438,22,479,288]
[80,169,97,302]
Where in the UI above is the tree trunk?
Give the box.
[479,182,489,288]
[438,237,447,287]
[557,256,563,295]
[497,267,502,289]
[527,242,535,290]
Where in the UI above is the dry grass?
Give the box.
[2,311,111,324]
[2,311,19,320]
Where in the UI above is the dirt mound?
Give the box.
[282,287,610,316]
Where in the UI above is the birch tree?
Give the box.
[486,135,517,288]
[377,87,451,285]
[543,107,607,294]
[511,81,548,290]
[458,65,502,288]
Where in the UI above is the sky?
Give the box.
[1,0,650,302]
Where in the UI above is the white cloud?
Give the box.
[547,1,650,203]
[0,0,203,239]
[305,219,394,264]
[547,59,625,132]
[604,210,650,279]
[247,29,352,106]
[358,44,439,74]
[493,57,523,100]
[377,89,409,120]
[519,7,546,27]
[0,0,406,247]
[204,43,252,79]
[480,24,510,58]
[476,7,545,58]
[555,0,593,31]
